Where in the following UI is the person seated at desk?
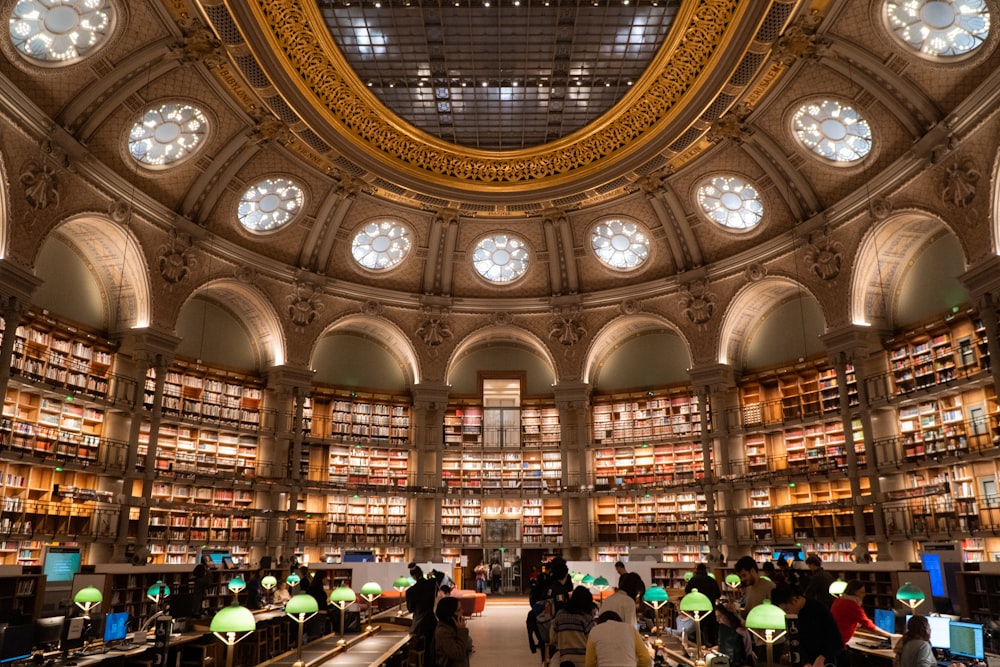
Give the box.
[716,602,754,667]
[895,616,935,667]
[272,581,291,606]
[832,580,897,645]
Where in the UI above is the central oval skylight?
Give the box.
[885,0,990,57]
[238,177,304,232]
[352,221,412,271]
[793,100,873,163]
[9,0,114,64]
[318,1,681,150]
[473,234,529,284]
[592,219,650,269]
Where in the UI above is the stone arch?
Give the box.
[446,326,558,387]
[850,209,962,328]
[582,313,693,386]
[45,213,152,330]
[183,278,287,368]
[314,313,420,387]
[717,275,825,368]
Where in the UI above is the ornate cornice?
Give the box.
[242,0,745,192]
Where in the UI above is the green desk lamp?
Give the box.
[74,586,103,616]
[261,574,278,605]
[896,581,925,612]
[643,585,669,640]
[581,574,595,588]
[211,604,256,667]
[746,600,786,667]
[360,581,382,629]
[679,589,713,660]
[393,576,411,616]
[330,585,357,644]
[285,593,319,667]
[146,580,171,606]
[829,579,848,598]
[287,572,302,591]
[227,576,246,604]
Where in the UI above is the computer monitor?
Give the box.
[0,624,35,663]
[42,546,81,586]
[949,622,985,660]
[873,609,895,634]
[60,616,87,655]
[907,615,951,650]
[34,616,64,650]
[103,612,129,644]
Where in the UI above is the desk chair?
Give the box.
[406,635,425,667]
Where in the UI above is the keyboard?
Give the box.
[859,640,890,650]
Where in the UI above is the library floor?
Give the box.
[465,597,535,664]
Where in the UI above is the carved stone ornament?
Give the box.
[254,114,293,145]
[620,299,643,316]
[679,280,717,327]
[361,300,384,317]
[286,281,325,329]
[549,307,588,347]
[235,265,259,285]
[19,159,60,210]
[416,307,453,348]
[174,17,225,67]
[940,159,980,208]
[157,231,196,285]
[772,11,827,65]
[868,196,892,221]
[744,261,767,282]
[707,103,752,144]
[490,311,513,327]
[804,237,844,281]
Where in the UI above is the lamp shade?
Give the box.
[261,575,278,591]
[147,581,171,599]
[285,593,319,616]
[725,573,741,588]
[210,604,257,634]
[75,586,103,606]
[746,600,786,632]
[896,582,925,606]
[287,573,301,587]
[643,585,669,603]
[684,571,694,582]
[393,576,411,590]
[829,579,848,597]
[581,574,595,586]
[593,576,609,589]
[680,589,713,613]
[708,573,717,579]
[228,577,246,594]
[330,585,356,605]
[360,581,382,597]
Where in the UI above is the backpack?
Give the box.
[533,594,556,644]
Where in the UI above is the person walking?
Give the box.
[585,610,652,667]
[433,596,473,667]
[491,561,503,594]
[551,586,598,667]
[406,564,439,655]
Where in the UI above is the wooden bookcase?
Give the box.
[146,362,264,430]
[304,388,411,443]
[444,405,483,446]
[594,493,709,544]
[0,570,45,623]
[138,421,258,478]
[593,441,707,490]
[441,498,482,546]
[591,389,704,445]
[740,361,857,428]
[306,494,410,545]
[887,314,989,396]
[520,405,560,446]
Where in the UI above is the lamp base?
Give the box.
[293,662,305,667]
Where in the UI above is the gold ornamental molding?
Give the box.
[243,0,751,193]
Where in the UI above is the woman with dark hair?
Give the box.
[831,580,896,643]
[433,596,472,667]
[551,586,598,667]
[585,610,651,667]
[896,616,935,667]
[716,602,753,667]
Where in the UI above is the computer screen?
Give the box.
[103,612,128,643]
[34,616,64,650]
[907,615,951,650]
[920,554,946,597]
[60,616,86,654]
[949,622,985,660]
[42,546,81,583]
[873,609,895,634]
[201,550,230,567]
[0,624,35,663]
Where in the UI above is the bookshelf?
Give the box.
[321,494,409,545]
[2,389,105,463]
[138,421,258,478]
[594,493,709,544]
[778,477,873,541]
[896,385,994,461]
[441,498,482,546]
[591,389,704,445]
[145,362,264,430]
[520,405,560,446]
[887,315,989,395]
[593,441,707,490]
[322,443,411,488]
[304,388,411,443]
[441,446,562,491]
[741,362,857,428]
[0,571,45,622]
[444,406,483,446]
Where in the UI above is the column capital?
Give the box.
[687,362,736,392]
[820,324,885,361]
[118,325,182,366]
[412,382,451,409]
[961,255,1000,301]
[266,364,316,393]
[0,259,42,306]
[552,381,591,407]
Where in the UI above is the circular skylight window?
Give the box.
[792,100,873,163]
[237,177,304,232]
[885,0,990,57]
[128,103,209,167]
[472,234,529,284]
[9,0,114,64]
[696,176,765,230]
[591,219,650,269]
[352,220,412,271]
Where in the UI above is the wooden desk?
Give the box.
[848,634,896,667]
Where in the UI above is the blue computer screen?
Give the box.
[873,609,895,634]
[920,554,946,597]
[949,622,985,659]
[907,615,951,650]
[103,612,129,643]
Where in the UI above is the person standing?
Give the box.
[474,561,488,594]
[406,564,439,652]
[600,574,643,630]
[831,580,897,644]
[802,554,835,607]
[551,586,598,667]
[734,556,775,616]
[491,561,503,594]
[771,584,844,667]
[685,563,721,646]
[896,616,935,667]
[433,596,472,667]
[585,610,652,667]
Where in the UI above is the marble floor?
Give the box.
[466,596,540,665]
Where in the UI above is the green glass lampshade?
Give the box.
[581,574,595,586]
[147,580,171,601]
[643,585,669,603]
[593,576,610,589]
[896,582,925,608]
[210,604,257,635]
[708,573,716,579]
[228,577,246,594]
[74,586,103,610]
[725,573,741,588]
[285,593,319,616]
[571,572,583,583]
[745,600,786,632]
[393,576,411,591]
[684,571,694,582]
[760,575,772,582]
[360,581,382,597]
[261,575,278,591]
[680,589,713,613]
[330,585,356,605]
[407,576,417,586]
[829,579,848,597]
[286,573,301,587]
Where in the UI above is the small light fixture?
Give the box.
[360,581,382,629]
[284,593,319,667]
[829,579,848,598]
[679,589,713,660]
[643,585,669,640]
[74,586,103,616]
[896,581,925,612]
[261,575,277,605]
[146,580,171,608]
[211,604,256,667]
[329,585,357,644]
[286,572,301,590]
[746,600,786,667]
[393,576,411,616]
[228,576,246,603]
